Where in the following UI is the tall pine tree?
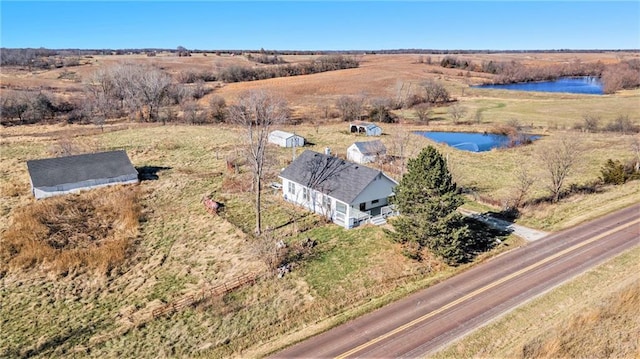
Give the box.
[389,146,471,264]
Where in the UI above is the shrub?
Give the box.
[605,114,638,134]
[601,158,640,185]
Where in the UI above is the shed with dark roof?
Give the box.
[26,150,139,199]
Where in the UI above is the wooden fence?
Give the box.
[151,272,261,318]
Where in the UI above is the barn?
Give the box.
[268,130,305,148]
[347,140,387,164]
[349,122,382,136]
[26,150,139,199]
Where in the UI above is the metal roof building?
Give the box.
[268,130,305,148]
[26,150,139,199]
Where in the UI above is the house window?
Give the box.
[359,203,366,211]
[336,202,347,214]
[303,187,309,201]
[322,195,330,208]
[372,199,379,204]
[288,181,295,195]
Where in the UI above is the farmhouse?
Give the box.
[268,130,305,148]
[26,150,139,199]
[347,140,387,164]
[279,150,397,229]
[349,121,382,136]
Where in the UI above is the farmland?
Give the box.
[1,51,639,357]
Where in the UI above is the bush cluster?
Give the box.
[0,91,80,125]
[601,159,640,185]
[218,55,359,83]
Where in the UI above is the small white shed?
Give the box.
[347,140,387,164]
[268,130,305,148]
[349,122,382,136]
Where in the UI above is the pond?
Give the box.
[473,76,603,95]
[416,131,540,152]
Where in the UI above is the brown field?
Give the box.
[1,52,639,358]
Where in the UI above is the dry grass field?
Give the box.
[1,52,639,357]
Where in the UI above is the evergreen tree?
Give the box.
[389,146,471,265]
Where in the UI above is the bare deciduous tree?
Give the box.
[389,129,414,178]
[606,114,637,134]
[182,101,205,124]
[421,79,450,104]
[85,63,172,122]
[511,163,536,208]
[130,65,172,121]
[582,113,600,132]
[0,91,29,124]
[537,134,583,202]
[208,95,227,123]
[448,103,467,124]
[394,81,414,109]
[413,103,432,125]
[336,95,365,122]
[191,79,209,100]
[368,97,395,123]
[228,90,289,235]
[473,109,483,124]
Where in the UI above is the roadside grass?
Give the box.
[431,245,640,359]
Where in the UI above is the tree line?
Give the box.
[436,55,640,94]
[217,55,359,83]
[0,75,452,127]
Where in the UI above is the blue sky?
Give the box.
[1,1,639,50]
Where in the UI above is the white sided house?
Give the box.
[26,150,139,199]
[349,121,382,136]
[347,140,387,164]
[268,130,305,148]
[279,150,398,229]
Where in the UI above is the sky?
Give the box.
[1,1,639,51]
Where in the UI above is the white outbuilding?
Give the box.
[268,130,305,148]
[26,150,139,199]
[347,140,387,164]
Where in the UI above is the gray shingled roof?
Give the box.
[279,150,391,204]
[353,140,386,155]
[27,150,137,188]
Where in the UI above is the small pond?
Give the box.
[416,131,540,152]
[473,76,603,95]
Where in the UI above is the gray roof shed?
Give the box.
[353,140,386,155]
[27,150,138,198]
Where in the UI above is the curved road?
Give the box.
[272,204,640,358]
